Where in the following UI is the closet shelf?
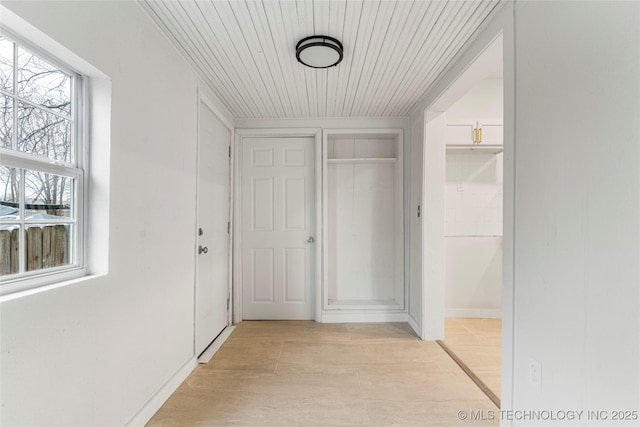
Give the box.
[446,145,503,154]
[327,158,397,164]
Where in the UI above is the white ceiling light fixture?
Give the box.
[296,36,343,69]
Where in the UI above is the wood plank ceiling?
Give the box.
[140,0,501,119]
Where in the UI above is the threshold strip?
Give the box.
[436,340,500,408]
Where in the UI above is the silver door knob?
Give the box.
[307,236,315,243]
[198,245,208,254]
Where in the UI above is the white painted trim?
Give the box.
[421,111,446,341]
[445,309,502,319]
[314,131,323,323]
[407,313,422,338]
[235,128,323,137]
[321,130,329,323]
[321,312,409,324]
[233,128,322,322]
[396,130,405,310]
[197,325,235,364]
[500,2,516,417]
[235,117,409,130]
[199,92,234,134]
[125,356,197,427]
[319,128,404,138]
[227,127,236,327]
[232,131,243,324]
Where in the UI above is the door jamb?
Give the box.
[233,128,323,324]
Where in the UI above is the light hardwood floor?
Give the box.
[442,318,502,399]
[148,321,498,426]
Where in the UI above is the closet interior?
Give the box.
[322,130,404,318]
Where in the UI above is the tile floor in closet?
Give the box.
[148,321,499,426]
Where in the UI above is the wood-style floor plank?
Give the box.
[147,321,499,426]
[442,318,502,402]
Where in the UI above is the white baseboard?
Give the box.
[126,356,198,427]
[407,313,422,338]
[446,308,502,318]
[320,311,408,323]
[198,325,235,364]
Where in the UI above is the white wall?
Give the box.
[447,78,503,122]
[445,151,503,237]
[411,0,639,416]
[445,236,502,318]
[511,0,640,420]
[0,2,231,425]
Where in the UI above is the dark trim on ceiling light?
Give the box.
[295,35,344,69]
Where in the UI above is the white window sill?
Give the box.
[0,269,105,303]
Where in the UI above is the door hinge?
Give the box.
[227,221,230,234]
[228,146,231,158]
[226,297,230,310]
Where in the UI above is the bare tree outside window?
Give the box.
[0,36,14,148]
[1,35,80,278]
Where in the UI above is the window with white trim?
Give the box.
[0,33,84,285]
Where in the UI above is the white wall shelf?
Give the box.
[446,145,503,154]
[327,158,398,164]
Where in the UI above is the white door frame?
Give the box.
[419,2,515,411]
[233,128,323,323]
[194,89,235,356]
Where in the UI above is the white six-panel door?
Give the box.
[241,137,315,319]
[195,102,230,355]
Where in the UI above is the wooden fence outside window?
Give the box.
[0,225,69,275]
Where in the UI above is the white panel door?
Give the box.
[195,102,230,356]
[241,137,315,319]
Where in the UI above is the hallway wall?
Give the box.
[511,0,640,416]
[408,0,639,417]
[0,2,232,425]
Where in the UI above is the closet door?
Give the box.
[241,137,316,319]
